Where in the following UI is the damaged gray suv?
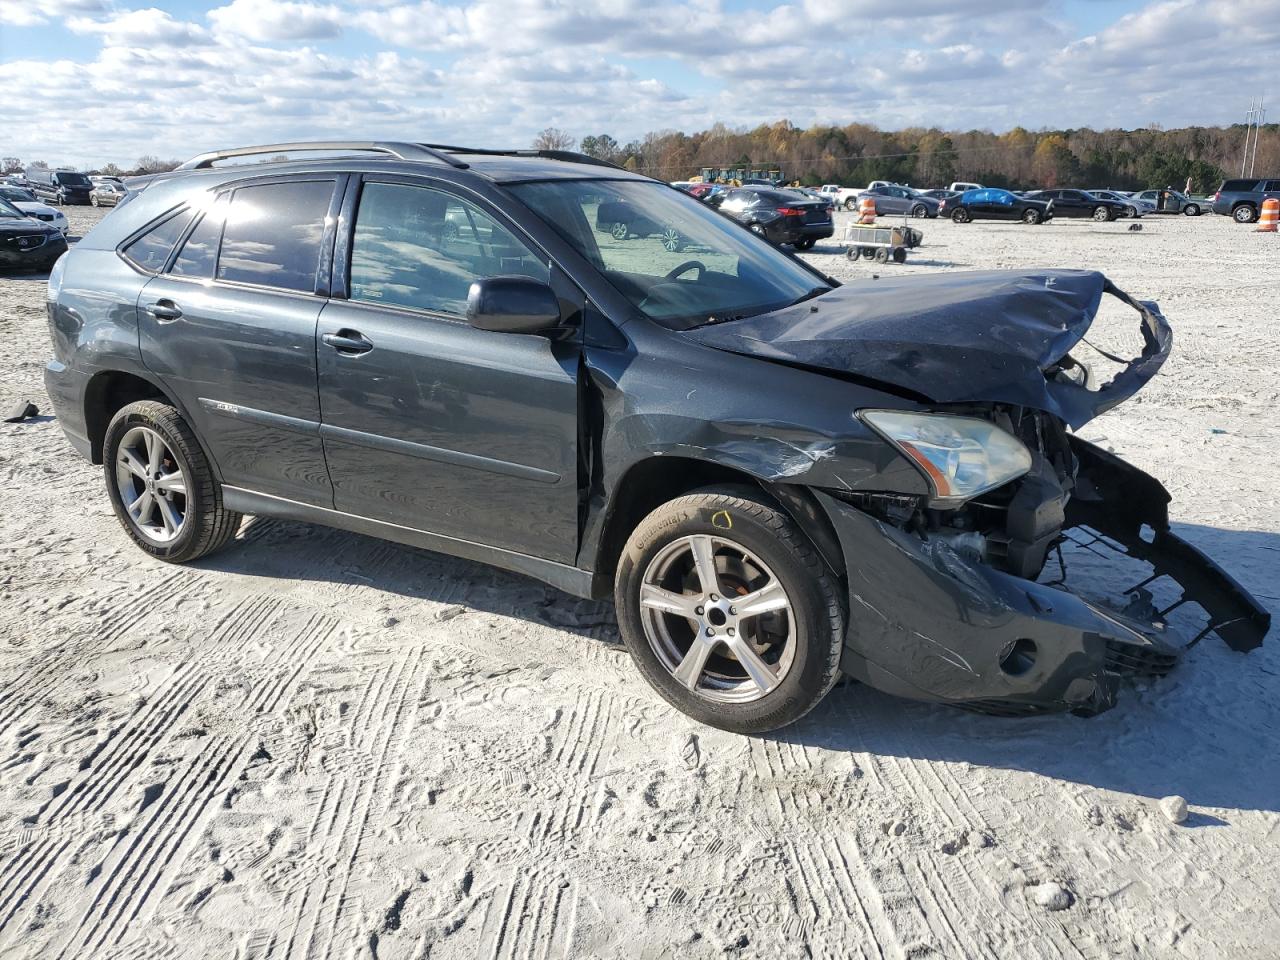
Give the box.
[44,141,1269,733]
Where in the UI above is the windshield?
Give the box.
[56,173,91,187]
[0,187,35,202]
[508,180,830,330]
[0,197,25,219]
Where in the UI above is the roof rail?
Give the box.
[177,141,469,171]
[418,143,625,171]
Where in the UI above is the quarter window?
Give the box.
[170,195,228,279]
[349,181,547,317]
[216,180,333,293]
[121,209,195,273]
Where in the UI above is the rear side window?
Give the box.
[121,210,195,272]
[171,195,228,279]
[216,180,333,293]
[1265,181,1280,193]
[1222,179,1258,192]
[349,181,546,317]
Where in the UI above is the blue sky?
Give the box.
[0,0,1271,168]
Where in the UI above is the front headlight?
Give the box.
[861,410,1032,505]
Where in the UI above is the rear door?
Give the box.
[316,175,582,563]
[137,176,340,506]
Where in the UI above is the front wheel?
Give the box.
[951,207,971,223]
[103,400,242,563]
[910,204,928,218]
[661,226,684,252]
[91,197,99,207]
[1183,204,1200,216]
[615,487,845,734]
[610,221,629,240]
[1093,206,1113,222]
[1022,208,1041,224]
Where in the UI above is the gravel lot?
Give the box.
[1,204,1277,959]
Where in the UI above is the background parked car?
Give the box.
[1131,188,1206,216]
[785,186,835,211]
[1024,189,1130,221]
[919,188,961,202]
[861,185,939,218]
[1089,189,1153,217]
[90,182,127,207]
[0,185,68,234]
[0,196,68,270]
[1210,178,1280,223]
[23,169,93,205]
[90,175,127,190]
[595,199,688,251]
[716,187,833,248]
[940,187,1053,224]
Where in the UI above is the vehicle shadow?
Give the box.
[772,522,1280,814]
[201,515,1276,811]
[198,514,621,642]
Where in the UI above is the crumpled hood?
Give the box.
[684,269,1171,428]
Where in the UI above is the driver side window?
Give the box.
[349,181,547,317]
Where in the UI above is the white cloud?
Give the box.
[0,0,103,27]
[208,0,344,41]
[1,0,1273,168]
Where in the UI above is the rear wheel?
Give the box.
[103,400,242,564]
[610,221,629,240]
[1093,206,1113,222]
[748,222,769,242]
[892,247,907,263]
[1233,204,1257,223]
[615,487,844,734]
[793,238,815,250]
[951,207,971,223]
[874,247,889,263]
[661,226,684,252]
[1022,208,1041,224]
[861,247,876,259]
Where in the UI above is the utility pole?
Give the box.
[1249,96,1265,178]
[1242,97,1256,177]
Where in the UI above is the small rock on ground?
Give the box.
[1160,795,1189,824]
[1028,881,1073,911]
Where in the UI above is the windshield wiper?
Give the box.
[791,286,831,307]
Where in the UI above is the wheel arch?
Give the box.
[585,455,847,589]
[83,369,211,474]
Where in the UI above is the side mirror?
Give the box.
[465,276,562,335]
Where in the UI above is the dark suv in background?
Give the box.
[42,140,1267,734]
[1212,178,1280,222]
[24,169,94,205]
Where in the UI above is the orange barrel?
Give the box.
[858,195,876,224]
[1258,197,1279,233]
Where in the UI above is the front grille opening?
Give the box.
[998,638,1038,676]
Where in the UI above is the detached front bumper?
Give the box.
[814,442,1269,716]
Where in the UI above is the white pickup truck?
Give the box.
[819,181,898,210]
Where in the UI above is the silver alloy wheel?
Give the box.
[639,534,796,704]
[115,426,188,543]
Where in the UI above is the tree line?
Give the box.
[535,121,1279,192]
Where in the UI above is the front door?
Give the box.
[317,176,582,563]
[138,177,340,506]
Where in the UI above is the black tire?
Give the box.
[1233,204,1257,224]
[951,207,970,223]
[892,247,907,263]
[103,400,242,564]
[610,221,629,240]
[793,238,815,250]
[615,486,845,734]
[910,204,927,218]
[874,247,890,263]
[861,248,876,259]
[91,197,99,207]
[1093,206,1113,222]
[844,197,858,211]
[1022,208,1041,224]
[1183,204,1200,216]
[748,222,769,242]
[442,220,459,242]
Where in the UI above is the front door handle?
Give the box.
[322,330,374,355]
[146,300,183,322]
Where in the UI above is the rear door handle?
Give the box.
[146,300,183,322]
[322,330,374,355]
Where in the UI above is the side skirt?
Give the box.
[222,485,602,600]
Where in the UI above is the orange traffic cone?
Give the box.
[858,195,876,224]
[1258,197,1278,233]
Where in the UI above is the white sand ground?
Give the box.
[0,204,1277,959]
